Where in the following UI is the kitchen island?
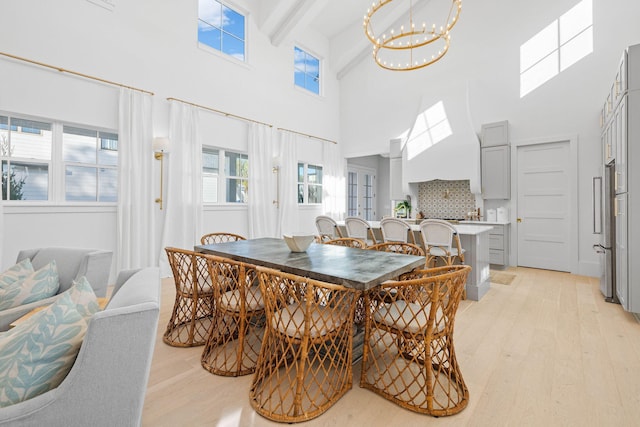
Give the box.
[339,220,493,301]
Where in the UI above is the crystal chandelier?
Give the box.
[363,0,462,71]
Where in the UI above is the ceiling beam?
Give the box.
[269,0,328,47]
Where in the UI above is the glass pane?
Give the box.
[308,184,322,204]
[66,165,97,201]
[203,175,218,203]
[560,0,592,44]
[520,53,559,97]
[203,149,219,173]
[305,53,319,76]
[222,5,244,39]
[294,70,305,88]
[0,116,8,157]
[520,21,557,72]
[298,163,304,183]
[347,171,357,216]
[226,178,247,203]
[298,183,304,203]
[11,119,52,160]
[4,161,48,200]
[198,22,221,50]
[64,126,97,163]
[225,152,248,178]
[98,167,117,202]
[98,132,118,166]
[305,74,320,94]
[198,0,221,27]
[560,27,593,72]
[294,47,305,69]
[308,164,322,184]
[222,33,245,61]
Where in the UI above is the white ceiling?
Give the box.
[257,0,418,79]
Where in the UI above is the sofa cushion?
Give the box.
[0,261,60,311]
[0,259,34,289]
[67,277,100,319]
[0,290,91,407]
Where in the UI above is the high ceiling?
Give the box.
[257,0,418,79]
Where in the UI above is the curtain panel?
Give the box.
[322,141,346,220]
[275,130,298,236]
[117,88,155,271]
[158,101,202,277]
[247,123,277,238]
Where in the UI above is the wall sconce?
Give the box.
[153,137,170,210]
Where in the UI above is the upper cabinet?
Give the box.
[481,121,510,199]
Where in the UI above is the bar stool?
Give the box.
[200,232,246,245]
[250,266,358,423]
[418,219,465,267]
[360,265,471,416]
[315,215,343,242]
[344,216,377,246]
[163,248,213,347]
[201,255,264,377]
[380,217,416,244]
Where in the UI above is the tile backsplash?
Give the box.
[416,180,476,219]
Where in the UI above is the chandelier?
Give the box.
[363,0,462,71]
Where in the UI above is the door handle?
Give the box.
[517,218,522,223]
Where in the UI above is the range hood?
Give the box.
[398,83,481,194]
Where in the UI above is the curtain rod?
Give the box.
[0,51,154,96]
[167,96,338,145]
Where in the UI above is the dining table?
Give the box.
[195,237,426,291]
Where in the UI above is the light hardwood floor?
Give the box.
[142,268,640,426]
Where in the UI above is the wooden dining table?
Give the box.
[195,237,425,291]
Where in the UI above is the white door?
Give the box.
[347,166,376,220]
[517,141,571,271]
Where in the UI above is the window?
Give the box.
[202,147,248,203]
[63,126,118,202]
[198,0,246,61]
[298,163,322,204]
[520,0,593,97]
[294,47,320,95]
[1,116,52,201]
[1,114,118,203]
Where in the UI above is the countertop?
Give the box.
[365,221,494,235]
[459,220,510,225]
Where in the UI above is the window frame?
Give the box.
[1,112,118,206]
[297,162,323,205]
[202,146,249,205]
[294,46,322,96]
[197,0,248,64]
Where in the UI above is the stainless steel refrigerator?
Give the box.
[593,164,617,303]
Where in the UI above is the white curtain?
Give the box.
[117,88,155,271]
[158,101,202,277]
[322,141,346,220]
[275,130,298,236]
[248,123,277,238]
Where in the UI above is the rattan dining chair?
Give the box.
[200,232,246,245]
[344,216,377,245]
[418,219,465,267]
[250,266,358,423]
[367,242,425,257]
[380,217,416,244]
[324,237,368,249]
[200,254,264,377]
[163,247,214,347]
[360,265,471,417]
[315,215,343,242]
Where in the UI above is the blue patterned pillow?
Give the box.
[0,261,59,311]
[0,259,34,289]
[0,292,89,407]
[67,276,100,319]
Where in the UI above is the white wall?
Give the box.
[339,0,640,276]
[0,0,340,272]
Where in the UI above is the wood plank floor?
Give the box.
[142,267,640,426]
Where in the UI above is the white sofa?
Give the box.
[0,267,161,426]
[0,247,113,331]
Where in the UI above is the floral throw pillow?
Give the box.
[0,259,34,289]
[0,292,89,407]
[67,276,100,319]
[0,261,60,311]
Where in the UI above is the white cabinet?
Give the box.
[615,97,627,194]
[615,193,628,307]
[481,121,510,200]
[488,224,510,267]
[481,145,510,199]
